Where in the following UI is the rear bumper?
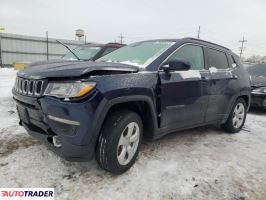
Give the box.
[251,93,266,108]
[13,89,104,161]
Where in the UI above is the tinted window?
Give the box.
[247,64,266,76]
[227,55,238,68]
[101,47,117,57]
[207,48,229,69]
[167,45,204,70]
[231,55,236,64]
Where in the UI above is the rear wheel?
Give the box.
[221,98,247,133]
[96,110,143,174]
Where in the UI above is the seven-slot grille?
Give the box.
[14,77,45,97]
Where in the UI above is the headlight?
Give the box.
[252,87,266,94]
[44,81,96,99]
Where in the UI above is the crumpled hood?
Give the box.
[250,75,266,88]
[17,60,139,79]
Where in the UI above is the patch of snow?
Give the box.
[119,60,142,67]
[178,70,202,79]
[0,68,17,98]
[209,66,218,73]
[154,41,175,45]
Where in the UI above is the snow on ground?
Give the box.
[0,68,266,200]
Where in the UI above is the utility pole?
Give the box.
[239,36,247,59]
[119,33,124,44]
[197,26,201,39]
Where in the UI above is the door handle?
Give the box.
[201,76,209,81]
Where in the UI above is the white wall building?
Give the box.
[0,32,84,67]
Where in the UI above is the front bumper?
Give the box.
[13,89,103,161]
[251,92,266,108]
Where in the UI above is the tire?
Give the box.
[96,110,143,174]
[221,98,247,133]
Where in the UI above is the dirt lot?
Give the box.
[0,69,266,200]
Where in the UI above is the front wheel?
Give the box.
[221,98,247,133]
[96,110,143,174]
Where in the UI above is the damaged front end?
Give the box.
[13,61,139,161]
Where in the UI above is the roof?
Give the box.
[182,37,230,51]
[83,38,232,53]
[124,38,232,52]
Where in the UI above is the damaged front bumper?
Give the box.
[13,89,102,161]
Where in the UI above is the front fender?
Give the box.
[89,94,159,150]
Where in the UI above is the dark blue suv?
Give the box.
[12,38,251,174]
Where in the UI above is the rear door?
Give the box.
[205,48,236,122]
[159,44,210,131]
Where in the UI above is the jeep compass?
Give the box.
[12,38,251,174]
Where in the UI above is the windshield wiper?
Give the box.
[56,40,80,61]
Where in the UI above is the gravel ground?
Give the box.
[0,68,266,200]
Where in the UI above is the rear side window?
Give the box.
[207,48,229,69]
[166,44,205,70]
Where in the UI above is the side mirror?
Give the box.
[161,59,191,71]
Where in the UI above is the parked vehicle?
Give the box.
[16,43,124,70]
[12,38,251,174]
[62,43,124,61]
[247,63,266,109]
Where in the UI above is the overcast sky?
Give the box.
[1,0,266,57]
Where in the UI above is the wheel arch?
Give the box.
[222,92,251,124]
[239,94,250,108]
[91,95,159,149]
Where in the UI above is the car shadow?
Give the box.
[141,124,234,151]
[248,107,266,115]
[66,124,232,175]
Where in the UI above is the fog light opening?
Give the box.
[53,136,62,148]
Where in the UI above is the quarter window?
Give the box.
[166,45,204,70]
[231,55,236,64]
[207,48,229,69]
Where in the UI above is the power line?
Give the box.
[239,36,248,58]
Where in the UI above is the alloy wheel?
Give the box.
[232,102,245,129]
[117,122,140,165]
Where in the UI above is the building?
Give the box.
[0,32,84,67]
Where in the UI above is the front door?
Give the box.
[159,44,210,131]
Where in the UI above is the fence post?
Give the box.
[46,31,49,60]
[0,32,2,67]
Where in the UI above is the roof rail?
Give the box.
[184,37,230,51]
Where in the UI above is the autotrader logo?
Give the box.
[0,188,54,199]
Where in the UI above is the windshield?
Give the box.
[97,41,175,68]
[63,46,101,60]
[247,64,266,77]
